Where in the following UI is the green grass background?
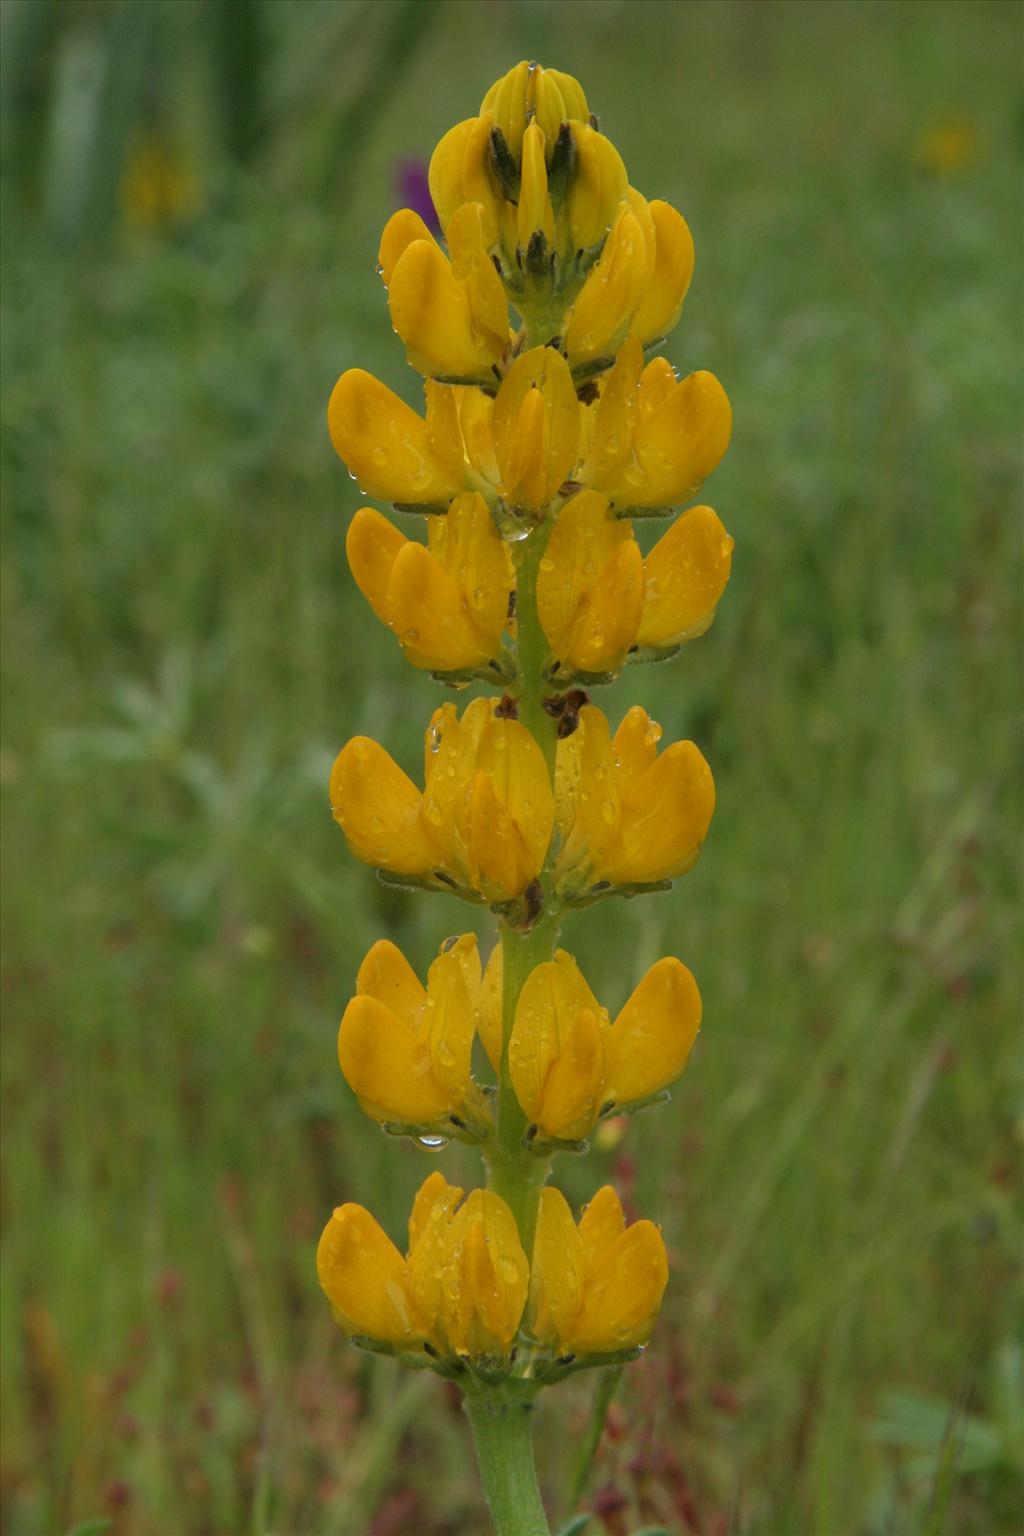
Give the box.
[2,1,1022,1532]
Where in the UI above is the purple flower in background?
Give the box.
[394,158,440,232]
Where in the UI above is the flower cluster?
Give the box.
[317,59,733,1527]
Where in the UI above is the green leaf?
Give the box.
[555,1518,592,1536]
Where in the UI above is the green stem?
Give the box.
[464,1395,550,1536]
[485,519,561,1253]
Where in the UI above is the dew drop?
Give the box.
[417,1135,448,1150]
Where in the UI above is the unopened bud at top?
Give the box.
[480,60,590,162]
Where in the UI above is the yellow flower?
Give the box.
[492,346,579,513]
[626,191,696,347]
[579,337,731,510]
[537,490,644,674]
[317,1199,425,1349]
[563,204,648,366]
[480,60,590,161]
[338,935,491,1134]
[432,1188,530,1357]
[378,203,510,382]
[346,493,512,673]
[529,1184,668,1356]
[537,492,734,673]
[327,370,464,506]
[554,703,715,896]
[330,698,554,904]
[318,1173,527,1362]
[479,948,702,1140]
[564,121,629,253]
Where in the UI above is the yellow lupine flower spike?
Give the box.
[337,935,491,1136]
[529,1185,669,1356]
[345,494,512,673]
[331,698,554,904]
[554,703,716,896]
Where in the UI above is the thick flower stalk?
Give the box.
[318,60,733,1536]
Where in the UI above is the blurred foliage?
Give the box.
[1,1,1022,1533]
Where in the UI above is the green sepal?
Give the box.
[612,503,677,520]
[555,1518,592,1536]
[523,1124,589,1158]
[430,650,517,689]
[534,1345,643,1384]
[374,868,488,906]
[547,123,576,205]
[624,642,683,668]
[564,878,673,910]
[391,500,452,517]
[598,1089,671,1122]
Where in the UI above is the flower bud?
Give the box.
[480,61,590,162]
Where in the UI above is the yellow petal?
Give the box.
[479,943,503,1071]
[493,347,579,511]
[428,117,475,232]
[607,957,702,1106]
[508,952,587,1125]
[518,122,554,246]
[487,59,530,159]
[603,740,716,885]
[317,1205,420,1346]
[421,944,476,1105]
[569,1218,668,1354]
[440,1190,528,1356]
[470,717,555,895]
[356,939,426,1029]
[427,491,511,653]
[455,388,500,485]
[579,1184,626,1272]
[628,370,732,507]
[327,369,462,504]
[537,489,629,655]
[337,994,450,1125]
[579,337,643,489]
[553,705,621,891]
[407,1173,464,1350]
[408,1170,463,1254]
[637,505,734,649]
[423,380,469,485]
[378,207,437,287]
[533,1006,608,1141]
[446,202,510,362]
[543,69,589,130]
[528,1186,584,1350]
[636,356,678,419]
[565,539,644,673]
[564,207,648,365]
[387,541,497,670]
[566,123,628,251]
[611,705,662,796]
[628,199,695,345]
[388,239,501,380]
[345,506,407,626]
[330,738,437,875]
[420,699,489,878]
